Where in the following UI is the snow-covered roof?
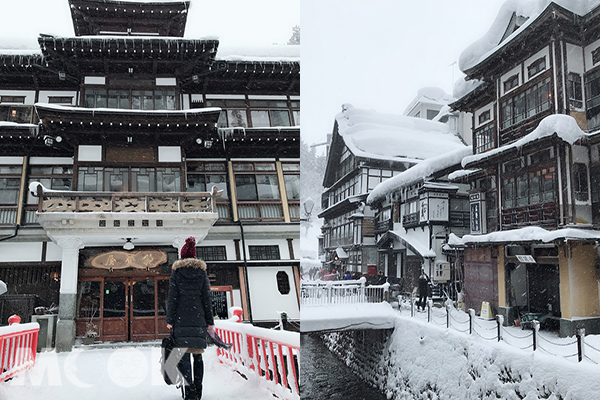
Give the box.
[452,77,485,102]
[389,230,437,259]
[335,104,466,164]
[462,114,587,168]
[368,147,471,204]
[459,0,600,73]
[403,87,454,116]
[448,168,482,182]
[449,226,600,246]
[216,44,299,62]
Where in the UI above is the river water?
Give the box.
[299,334,387,400]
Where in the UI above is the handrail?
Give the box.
[29,182,223,214]
[301,278,390,306]
[0,319,40,383]
[214,319,299,400]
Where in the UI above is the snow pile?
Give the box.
[0,346,274,400]
[460,0,600,72]
[403,87,454,116]
[368,147,471,204]
[448,168,481,181]
[301,303,397,333]
[462,114,587,168]
[449,226,600,246]
[376,315,600,399]
[453,77,485,101]
[335,105,466,163]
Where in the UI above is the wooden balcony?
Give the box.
[33,183,221,215]
[501,202,557,229]
[374,219,393,235]
[402,212,419,228]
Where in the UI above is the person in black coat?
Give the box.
[418,269,430,311]
[166,236,214,400]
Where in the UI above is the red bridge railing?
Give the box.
[0,315,39,383]
[214,318,299,400]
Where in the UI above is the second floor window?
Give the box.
[567,72,583,109]
[503,74,519,93]
[186,162,228,199]
[27,165,73,204]
[234,162,280,201]
[475,123,495,153]
[502,166,555,209]
[78,166,181,192]
[249,245,280,260]
[0,166,22,205]
[527,57,546,78]
[84,89,176,110]
[0,105,33,124]
[501,77,551,130]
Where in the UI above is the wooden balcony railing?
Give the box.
[402,212,419,228]
[501,202,557,229]
[32,183,221,214]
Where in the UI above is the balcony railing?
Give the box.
[31,183,221,214]
[501,202,557,229]
[374,219,393,234]
[402,212,419,228]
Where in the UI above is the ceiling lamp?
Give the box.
[123,238,134,251]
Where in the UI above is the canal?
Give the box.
[299,334,387,400]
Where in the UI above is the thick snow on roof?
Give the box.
[336,104,466,164]
[216,44,299,62]
[368,147,471,204]
[459,0,600,72]
[390,230,437,258]
[448,168,482,181]
[453,77,485,100]
[462,114,587,168]
[403,87,454,116]
[449,226,600,246]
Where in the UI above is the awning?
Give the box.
[334,246,349,259]
[379,230,437,260]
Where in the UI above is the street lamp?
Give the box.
[302,197,315,221]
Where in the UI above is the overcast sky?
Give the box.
[0,0,299,49]
[301,0,506,147]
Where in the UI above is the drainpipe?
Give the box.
[0,225,19,242]
[225,158,253,323]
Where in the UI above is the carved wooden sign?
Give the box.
[89,250,168,271]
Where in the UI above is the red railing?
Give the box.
[214,319,299,400]
[0,316,39,383]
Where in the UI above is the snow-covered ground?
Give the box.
[0,345,274,400]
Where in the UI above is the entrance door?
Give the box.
[77,277,170,342]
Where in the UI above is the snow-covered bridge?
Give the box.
[300,279,397,332]
[0,320,299,400]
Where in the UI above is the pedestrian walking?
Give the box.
[418,269,430,311]
[376,270,387,285]
[166,236,214,400]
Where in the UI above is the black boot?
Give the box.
[184,386,198,400]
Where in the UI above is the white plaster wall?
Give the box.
[566,43,585,74]
[500,65,522,96]
[158,146,181,162]
[0,242,43,262]
[246,266,299,321]
[523,46,550,83]
[474,102,495,129]
[30,157,73,165]
[0,156,24,165]
[45,241,63,262]
[0,90,36,105]
[38,91,78,105]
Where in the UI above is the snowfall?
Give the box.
[0,344,275,400]
[302,297,600,399]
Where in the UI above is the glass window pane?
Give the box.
[103,281,126,318]
[250,110,270,127]
[0,178,20,204]
[107,91,119,108]
[52,177,72,191]
[227,109,248,128]
[96,91,107,108]
[77,281,101,319]
[154,91,165,110]
[235,175,258,201]
[132,280,155,317]
[166,93,176,110]
[284,174,300,200]
[256,174,280,200]
[270,110,291,126]
[143,91,153,110]
[132,91,141,109]
[216,111,227,128]
[187,174,206,192]
[157,280,169,316]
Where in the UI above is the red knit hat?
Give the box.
[180,236,196,259]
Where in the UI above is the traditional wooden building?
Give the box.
[319,104,465,277]
[0,0,300,351]
[450,1,600,336]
